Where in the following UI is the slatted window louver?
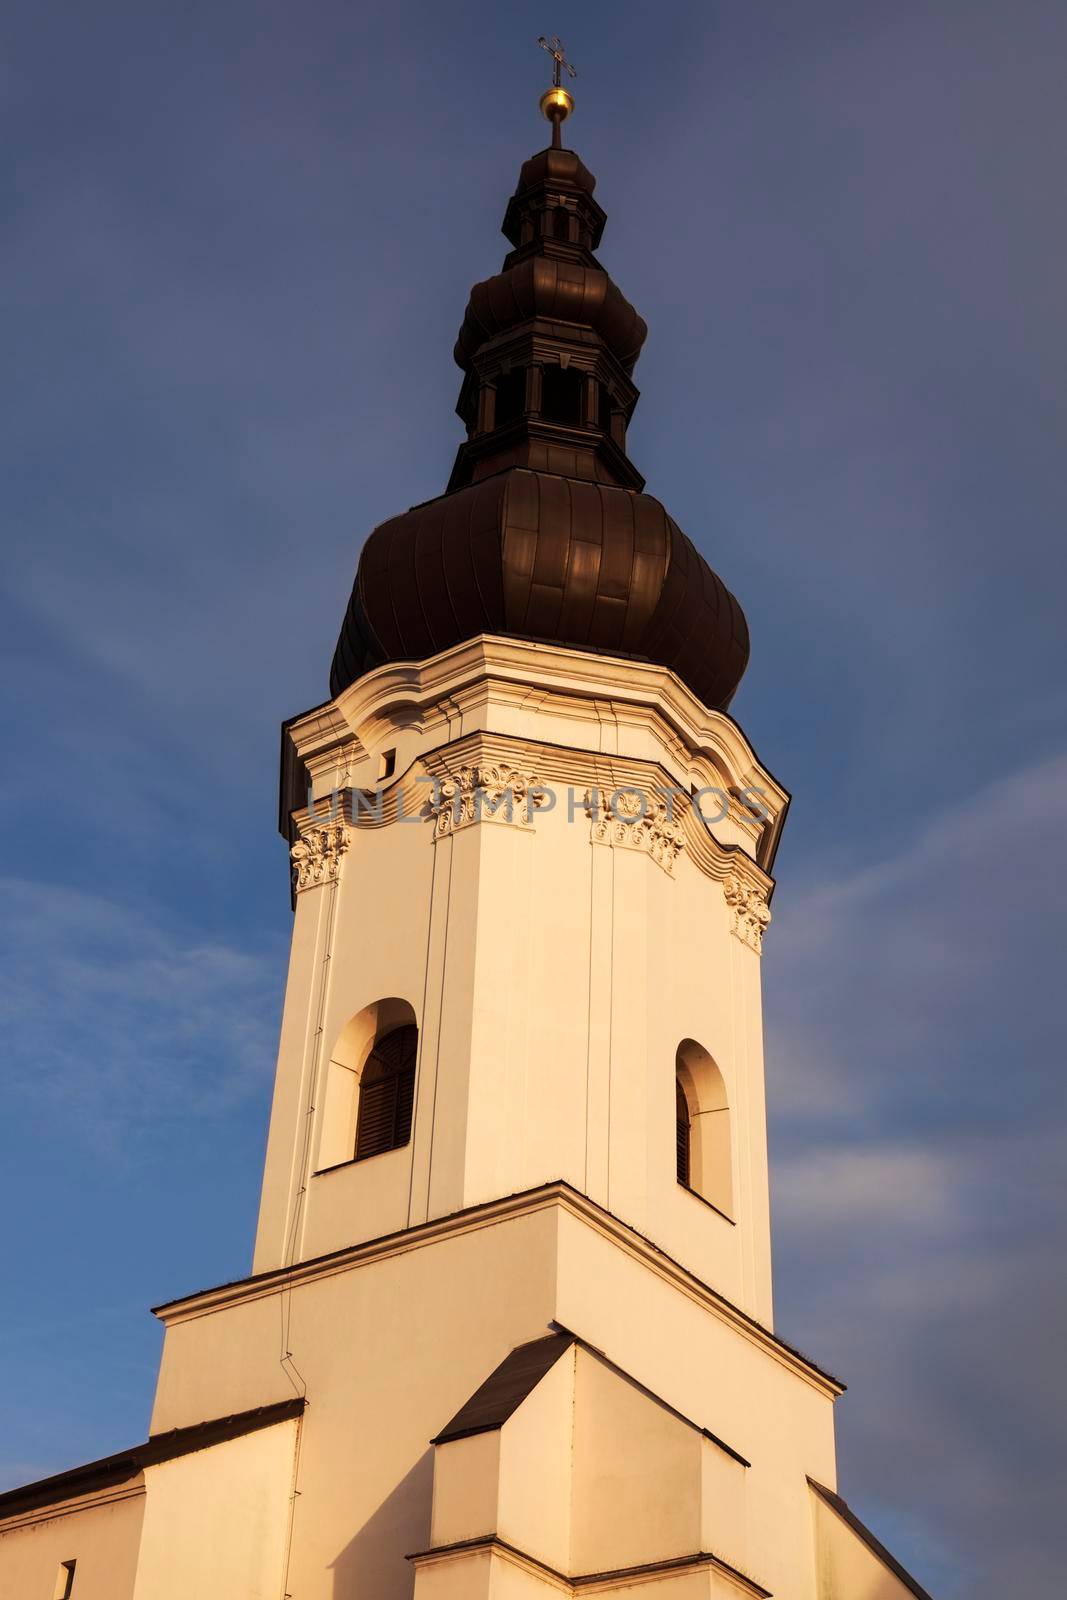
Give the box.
[676,1078,691,1187]
[355,1025,417,1161]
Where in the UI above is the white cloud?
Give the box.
[774,1142,961,1229]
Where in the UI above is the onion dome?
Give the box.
[331,107,749,711]
[331,470,748,712]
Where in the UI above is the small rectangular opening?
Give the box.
[377,748,396,782]
[54,1561,76,1600]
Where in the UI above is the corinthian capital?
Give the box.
[723,872,771,952]
[429,766,547,841]
[586,789,686,877]
[290,818,350,892]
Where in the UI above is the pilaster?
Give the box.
[255,638,787,1323]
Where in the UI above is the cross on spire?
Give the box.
[536,36,577,147]
[538,34,577,88]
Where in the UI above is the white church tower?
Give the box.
[0,70,934,1600]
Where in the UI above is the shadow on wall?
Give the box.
[330,1448,433,1600]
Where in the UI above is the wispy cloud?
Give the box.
[0,876,284,1152]
[3,1,1066,1590]
[767,752,1067,1598]
[767,751,1067,1126]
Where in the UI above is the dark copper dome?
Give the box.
[455,256,647,375]
[331,139,749,711]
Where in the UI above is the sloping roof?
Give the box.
[560,1325,750,1467]
[433,1331,575,1443]
[431,1326,749,1467]
[808,1479,935,1600]
[152,1181,843,1396]
[0,1398,305,1522]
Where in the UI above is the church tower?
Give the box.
[0,62,934,1600]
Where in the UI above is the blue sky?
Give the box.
[3,2,1065,1594]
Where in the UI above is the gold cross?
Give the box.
[538,35,577,88]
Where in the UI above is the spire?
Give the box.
[330,97,750,715]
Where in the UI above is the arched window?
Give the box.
[316,999,417,1172]
[355,1024,417,1161]
[676,1077,692,1187]
[675,1040,733,1218]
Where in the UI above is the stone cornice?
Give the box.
[288,731,776,904]
[285,636,789,873]
[0,1479,145,1534]
[407,1535,772,1598]
[0,1399,304,1529]
[152,1181,842,1399]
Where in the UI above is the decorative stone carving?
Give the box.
[586,789,685,877]
[290,819,350,892]
[723,873,771,952]
[430,766,547,840]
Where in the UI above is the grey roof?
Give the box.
[433,1331,575,1443]
[0,1399,305,1522]
[432,1325,749,1467]
[808,1479,935,1600]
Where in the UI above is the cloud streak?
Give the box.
[767,752,1067,1597]
[3,1,1066,1590]
[0,877,283,1151]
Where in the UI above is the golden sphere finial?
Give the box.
[540,85,575,123]
[537,35,576,146]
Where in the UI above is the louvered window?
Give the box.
[355,1025,417,1161]
[541,365,583,427]
[495,367,526,426]
[676,1078,691,1187]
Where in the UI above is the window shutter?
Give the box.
[676,1079,691,1187]
[355,1076,398,1160]
[394,1064,415,1147]
[355,1024,418,1161]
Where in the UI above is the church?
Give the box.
[0,58,934,1600]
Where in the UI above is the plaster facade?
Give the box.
[0,637,933,1600]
